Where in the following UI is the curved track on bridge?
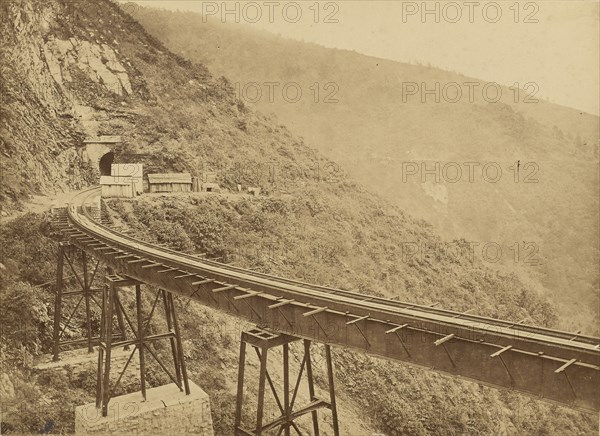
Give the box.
[59,187,599,413]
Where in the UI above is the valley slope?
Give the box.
[128,5,600,335]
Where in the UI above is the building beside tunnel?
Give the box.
[100,176,136,198]
[148,173,192,193]
[111,163,143,194]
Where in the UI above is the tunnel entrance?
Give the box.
[99,152,114,176]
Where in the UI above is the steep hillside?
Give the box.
[0,0,597,434]
[0,2,90,208]
[128,5,600,335]
[104,192,587,436]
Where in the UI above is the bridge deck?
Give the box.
[62,188,600,413]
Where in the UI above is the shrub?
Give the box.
[0,281,51,359]
[0,212,57,285]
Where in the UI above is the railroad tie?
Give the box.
[141,263,163,269]
[303,306,328,317]
[268,299,295,309]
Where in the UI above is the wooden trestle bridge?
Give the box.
[51,187,600,435]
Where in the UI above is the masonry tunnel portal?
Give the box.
[99,152,114,176]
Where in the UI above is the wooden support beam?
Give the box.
[141,263,162,269]
[490,345,513,357]
[434,333,455,346]
[213,285,236,293]
[346,315,369,325]
[127,259,148,264]
[385,324,408,334]
[555,358,578,374]
[234,291,262,300]
[174,273,194,279]
[303,307,328,317]
[158,268,177,273]
[268,299,295,309]
[192,279,215,286]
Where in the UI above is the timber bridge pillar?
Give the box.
[51,240,192,416]
[50,212,195,422]
[50,239,212,434]
[95,275,190,416]
[235,328,340,436]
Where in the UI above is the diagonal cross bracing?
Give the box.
[63,188,600,413]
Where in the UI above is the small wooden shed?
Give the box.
[147,173,192,193]
[100,176,135,198]
[111,163,144,194]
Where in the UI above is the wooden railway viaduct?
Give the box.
[50,187,600,435]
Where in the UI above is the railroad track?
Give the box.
[57,187,600,413]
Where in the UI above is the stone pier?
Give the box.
[75,381,213,435]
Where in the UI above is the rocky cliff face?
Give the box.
[0,0,287,212]
[44,37,133,95]
[0,0,147,211]
[0,0,336,215]
[2,4,79,208]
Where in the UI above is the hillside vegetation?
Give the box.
[0,0,596,434]
[106,192,588,435]
[128,4,600,335]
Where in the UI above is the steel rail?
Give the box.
[76,189,599,347]
[61,187,600,412]
[75,188,600,349]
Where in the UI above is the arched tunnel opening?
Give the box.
[99,152,114,176]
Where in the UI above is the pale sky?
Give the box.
[125,1,600,115]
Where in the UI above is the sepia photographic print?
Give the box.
[0,1,598,435]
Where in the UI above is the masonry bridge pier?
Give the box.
[50,187,600,434]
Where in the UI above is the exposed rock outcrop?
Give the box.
[44,37,133,96]
[0,0,138,210]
